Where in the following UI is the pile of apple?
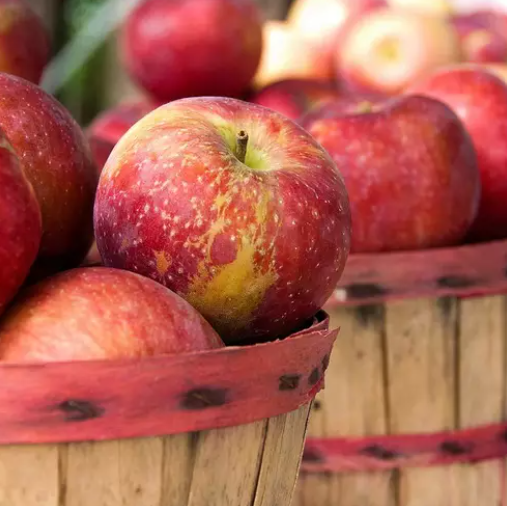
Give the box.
[0,0,352,364]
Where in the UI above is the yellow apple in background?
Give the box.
[254,21,333,88]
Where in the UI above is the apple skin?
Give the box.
[0,129,41,314]
[336,7,462,96]
[0,73,98,270]
[94,97,351,344]
[410,66,507,241]
[0,0,50,84]
[249,79,342,121]
[300,95,480,253]
[287,0,386,82]
[451,11,507,63]
[122,0,262,103]
[0,267,224,363]
[87,100,158,172]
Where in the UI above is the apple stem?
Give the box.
[236,130,248,164]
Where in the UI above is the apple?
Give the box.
[286,0,386,83]
[121,0,263,103]
[451,11,507,63]
[300,95,480,253]
[336,7,462,96]
[94,97,351,344]
[0,267,224,363]
[386,0,453,16]
[254,21,333,88]
[0,0,50,84]
[0,73,98,270]
[410,66,507,241]
[0,128,41,314]
[249,79,342,121]
[87,100,158,172]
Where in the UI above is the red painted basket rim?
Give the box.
[326,238,507,308]
[0,311,336,445]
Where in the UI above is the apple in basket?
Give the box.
[94,97,351,344]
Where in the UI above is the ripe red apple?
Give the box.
[300,95,480,253]
[287,0,386,81]
[254,21,333,88]
[451,11,507,63]
[122,0,263,103]
[410,66,507,241]
[0,0,50,84]
[0,267,224,363]
[0,73,98,270]
[94,97,351,344]
[0,128,41,314]
[249,79,342,121]
[336,7,462,96]
[87,100,157,172]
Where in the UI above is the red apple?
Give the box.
[300,95,480,253]
[121,0,263,103]
[87,100,158,172]
[410,66,507,241]
[0,267,224,363]
[249,79,342,121]
[0,128,41,314]
[0,73,98,270]
[94,97,351,344]
[0,0,50,84]
[336,7,462,96]
[287,0,386,81]
[254,21,333,88]
[451,11,507,63]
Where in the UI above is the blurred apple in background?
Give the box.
[122,0,263,103]
[0,0,50,84]
[410,66,507,241]
[94,97,351,344]
[0,74,98,272]
[301,95,480,253]
[336,8,462,96]
[254,21,333,88]
[250,79,342,120]
[0,128,41,315]
[87,100,158,172]
[286,0,386,83]
[451,10,507,63]
[387,0,454,16]
[0,267,224,363]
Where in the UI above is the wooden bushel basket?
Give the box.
[0,313,337,506]
[296,239,507,506]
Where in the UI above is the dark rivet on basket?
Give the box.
[346,283,388,299]
[355,304,384,327]
[180,387,228,410]
[279,374,301,391]
[58,399,104,421]
[322,354,330,371]
[308,367,320,386]
[313,400,322,411]
[302,447,324,463]
[436,275,475,289]
[360,444,400,460]
[440,441,469,455]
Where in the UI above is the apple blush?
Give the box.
[94,97,351,344]
[301,95,481,253]
[0,267,224,363]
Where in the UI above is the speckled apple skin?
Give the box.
[411,67,507,242]
[0,130,41,314]
[0,74,98,269]
[94,97,351,344]
[0,0,50,84]
[122,0,263,103]
[301,95,480,253]
[0,267,224,363]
